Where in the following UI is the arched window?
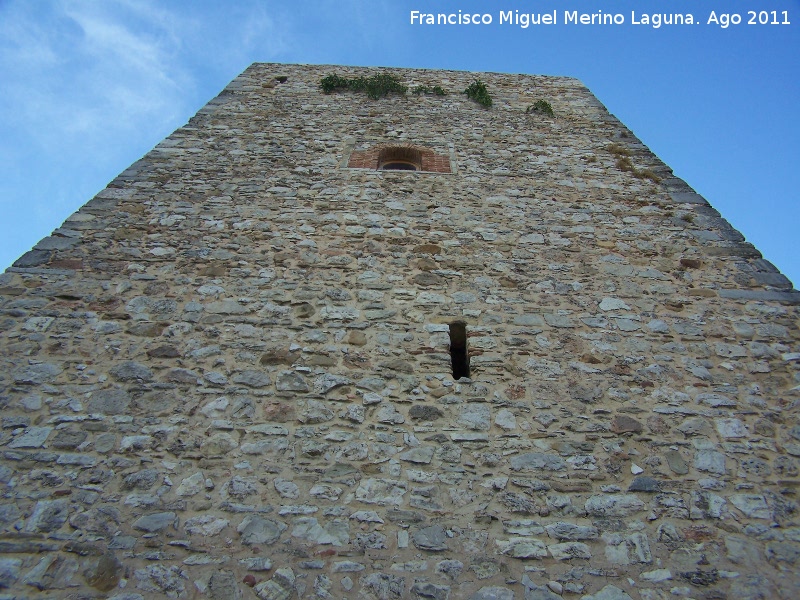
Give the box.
[347,144,451,173]
[378,147,422,171]
[380,161,418,171]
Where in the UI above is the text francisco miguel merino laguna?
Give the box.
[412,9,718,28]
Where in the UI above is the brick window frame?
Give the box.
[347,144,451,173]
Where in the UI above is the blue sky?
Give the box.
[1,0,798,287]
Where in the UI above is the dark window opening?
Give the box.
[377,146,422,171]
[449,322,470,380]
[380,161,418,171]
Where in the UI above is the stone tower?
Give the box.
[1,63,798,600]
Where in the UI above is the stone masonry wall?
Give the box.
[0,63,799,600]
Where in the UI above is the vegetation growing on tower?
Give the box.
[463,79,492,108]
[412,85,447,96]
[607,142,661,183]
[320,73,408,99]
[526,99,554,117]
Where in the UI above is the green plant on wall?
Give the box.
[607,142,661,183]
[320,74,348,93]
[412,85,447,96]
[464,80,492,108]
[320,73,408,99]
[526,99,554,117]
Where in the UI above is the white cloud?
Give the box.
[0,0,296,146]
[1,0,192,148]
